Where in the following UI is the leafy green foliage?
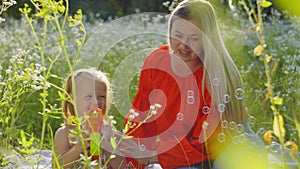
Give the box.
[0,0,299,167]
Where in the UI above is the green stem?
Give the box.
[62,0,69,29]
[256,1,287,168]
[36,16,49,169]
[242,0,289,168]
[53,13,74,71]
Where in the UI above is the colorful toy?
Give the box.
[86,107,104,161]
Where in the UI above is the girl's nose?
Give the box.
[89,98,99,109]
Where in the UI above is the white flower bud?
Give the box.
[151,110,157,115]
[129,109,135,114]
[155,103,162,108]
[150,105,155,110]
[134,112,139,117]
[128,114,135,120]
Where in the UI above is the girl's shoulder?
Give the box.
[54,125,71,139]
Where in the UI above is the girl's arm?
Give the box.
[53,126,88,168]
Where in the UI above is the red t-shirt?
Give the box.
[125,45,221,168]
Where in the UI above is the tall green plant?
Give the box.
[17,0,87,168]
[240,0,299,168]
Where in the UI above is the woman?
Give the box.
[123,0,267,168]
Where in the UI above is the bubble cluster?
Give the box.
[186,90,195,104]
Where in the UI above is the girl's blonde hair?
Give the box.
[168,0,248,141]
[62,68,112,121]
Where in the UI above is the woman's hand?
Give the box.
[100,122,124,155]
[119,138,158,164]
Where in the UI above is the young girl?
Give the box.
[53,68,125,169]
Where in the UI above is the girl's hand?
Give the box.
[69,131,90,155]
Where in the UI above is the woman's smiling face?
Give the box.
[170,18,204,64]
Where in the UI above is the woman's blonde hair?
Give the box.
[62,68,112,121]
[168,0,248,141]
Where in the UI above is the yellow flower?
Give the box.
[273,96,283,105]
[273,113,286,140]
[284,141,298,153]
[263,130,273,144]
[253,45,264,56]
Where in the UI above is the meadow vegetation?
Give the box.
[0,0,299,168]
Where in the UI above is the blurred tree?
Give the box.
[4,0,172,21]
[120,0,131,15]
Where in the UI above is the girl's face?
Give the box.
[75,75,106,118]
[170,18,204,65]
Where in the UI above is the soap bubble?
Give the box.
[267,142,280,153]
[239,133,247,143]
[212,77,220,86]
[186,96,195,104]
[222,120,228,129]
[229,121,237,130]
[223,94,231,103]
[248,116,256,126]
[218,103,225,113]
[232,135,240,144]
[235,88,245,100]
[217,133,226,142]
[256,128,266,137]
[140,144,146,151]
[176,112,184,121]
[202,105,210,114]
[235,124,244,133]
[186,90,194,96]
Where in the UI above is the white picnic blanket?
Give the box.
[2,149,298,169]
[3,149,52,169]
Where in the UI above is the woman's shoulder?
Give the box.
[149,45,169,58]
[143,45,170,68]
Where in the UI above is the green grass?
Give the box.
[0,0,299,168]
